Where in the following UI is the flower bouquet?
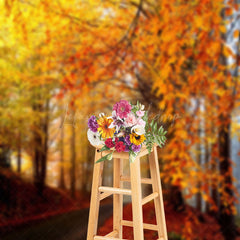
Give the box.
[87,100,167,163]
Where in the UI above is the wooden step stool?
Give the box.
[87,144,168,240]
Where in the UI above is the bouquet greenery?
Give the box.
[87,100,167,163]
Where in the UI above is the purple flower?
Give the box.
[113,100,132,119]
[124,145,130,152]
[131,144,141,153]
[88,115,99,132]
[125,135,131,146]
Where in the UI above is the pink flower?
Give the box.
[136,110,145,117]
[125,113,137,127]
[113,100,132,119]
[137,118,146,127]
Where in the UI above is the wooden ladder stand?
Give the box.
[87,145,168,240]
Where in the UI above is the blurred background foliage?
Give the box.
[0,0,240,239]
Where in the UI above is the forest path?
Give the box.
[1,204,113,240]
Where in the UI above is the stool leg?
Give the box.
[130,157,144,240]
[113,158,123,238]
[149,146,168,240]
[87,150,104,240]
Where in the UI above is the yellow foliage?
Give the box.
[0,0,238,219]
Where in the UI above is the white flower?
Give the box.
[131,125,145,135]
[139,104,145,111]
[87,129,103,146]
[112,110,117,118]
[108,121,115,129]
[109,110,124,132]
[116,131,125,137]
[111,110,122,122]
[99,112,105,118]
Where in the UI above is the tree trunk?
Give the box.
[210,128,219,215]
[218,118,236,240]
[169,185,185,212]
[217,7,237,238]
[0,145,11,168]
[196,156,202,211]
[39,98,49,195]
[211,150,219,213]
[17,131,22,173]
[33,135,47,196]
[70,112,76,199]
[33,132,41,193]
[32,98,49,196]
[204,136,210,213]
[196,128,202,211]
[59,120,65,189]
[82,143,94,194]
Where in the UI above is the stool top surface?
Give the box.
[93,143,157,160]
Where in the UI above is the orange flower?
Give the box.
[97,117,115,138]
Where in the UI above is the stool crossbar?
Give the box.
[87,145,168,240]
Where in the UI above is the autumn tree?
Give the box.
[1,0,240,239]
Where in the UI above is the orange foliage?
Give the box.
[1,0,239,226]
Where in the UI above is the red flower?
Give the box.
[105,138,115,148]
[115,141,125,152]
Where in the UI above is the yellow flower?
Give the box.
[129,133,146,145]
[97,117,115,138]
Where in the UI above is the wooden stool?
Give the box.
[87,145,168,240]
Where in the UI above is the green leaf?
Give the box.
[158,126,163,134]
[142,110,148,124]
[145,122,149,132]
[145,132,154,154]
[131,105,138,114]
[153,122,157,133]
[98,145,110,152]
[95,152,113,163]
[150,119,154,128]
